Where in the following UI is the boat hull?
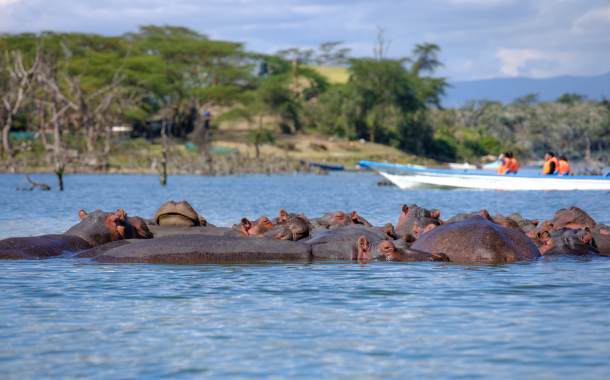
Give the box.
[360,161,610,191]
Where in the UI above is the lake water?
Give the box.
[1,172,610,379]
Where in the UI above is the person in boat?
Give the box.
[496,153,507,175]
[543,152,559,175]
[557,155,570,176]
[505,152,519,174]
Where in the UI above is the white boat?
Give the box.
[360,160,610,190]
[448,162,477,170]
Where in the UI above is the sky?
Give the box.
[1,0,609,81]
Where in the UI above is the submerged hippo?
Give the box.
[356,236,450,263]
[0,209,151,260]
[395,204,442,241]
[309,210,372,229]
[538,228,602,256]
[224,216,275,238]
[412,215,540,262]
[550,206,596,231]
[92,234,313,264]
[261,216,310,241]
[154,200,207,227]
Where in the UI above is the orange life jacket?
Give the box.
[508,158,519,174]
[497,159,506,175]
[557,160,570,176]
[543,157,558,175]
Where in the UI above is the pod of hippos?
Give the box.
[1,200,609,264]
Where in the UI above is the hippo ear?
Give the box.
[299,213,309,222]
[439,220,446,225]
[351,211,359,222]
[358,236,368,249]
[241,218,252,229]
[357,236,370,260]
[79,210,89,220]
[198,216,206,227]
[430,209,440,219]
[231,224,237,229]
[532,219,540,226]
[279,209,287,218]
[402,204,408,213]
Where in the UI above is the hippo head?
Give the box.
[155,200,202,227]
[412,222,437,239]
[538,228,600,256]
[125,216,154,239]
[247,216,275,235]
[65,209,131,247]
[357,236,400,262]
[275,209,309,224]
[493,215,525,234]
[550,206,596,231]
[395,204,441,240]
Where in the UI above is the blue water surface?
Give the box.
[1,172,610,379]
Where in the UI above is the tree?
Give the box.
[557,93,587,104]
[0,48,40,164]
[513,93,539,106]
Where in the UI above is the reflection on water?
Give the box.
[0,173,609,379]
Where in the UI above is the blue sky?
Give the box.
[1,0,609,81]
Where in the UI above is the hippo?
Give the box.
[538,228,602,256]
[302,225,388,245]
[508,213,539,233]
[593,224,610,234]
[154,200,207,227]
[223,216,275,238]
[550,206,596,231]
[446,209,494,224]
[272,209,309,224]
[591,232,610,255]
[149,225,230,238]
[0,209,149,260]
[309,210,372,229]
[311,236,447,262]
[395,204,441,241]
[92,234,312,264]
[372,223,399,240]
[493,215,526,234]
[261,216,309,241]
[412,215,540,262]
[357,236,450,262]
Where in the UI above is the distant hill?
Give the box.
[442,72,610,107]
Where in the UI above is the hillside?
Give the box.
[443,72,610,106]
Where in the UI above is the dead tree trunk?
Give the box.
[160,118,168,185]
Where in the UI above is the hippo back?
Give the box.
[412,216,540,262]
[302,225,387,246]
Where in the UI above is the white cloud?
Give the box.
[0,0,19,7]
[572,5,610,32]
[495,48,548,77]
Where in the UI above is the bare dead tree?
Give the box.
[1,48,41,165]
[160,117,168,185]
[373,26,391,61]
[34,50,79,190]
